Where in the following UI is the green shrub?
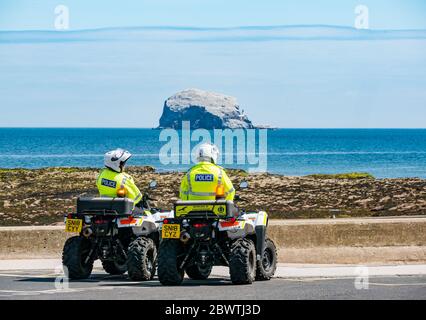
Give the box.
[306,172,375,180]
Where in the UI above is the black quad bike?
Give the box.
[158,181,277,285]
[62,181,165,280]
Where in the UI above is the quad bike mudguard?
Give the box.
[117,210,174,236]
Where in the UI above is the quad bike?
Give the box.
[158,181,277,285]
[62,180,173,280]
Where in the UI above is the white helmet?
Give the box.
[196,143,220,164]
[104,148,132,172]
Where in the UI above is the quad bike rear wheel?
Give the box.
[185,264,212,280]
[62,236,94,280]
[127,237,157,281]
[158,239,184,285]
[101,260,127,275]
[229,238,256,285]
[255,238,277,281]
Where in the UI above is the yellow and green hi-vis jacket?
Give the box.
[96,168,142,205]
[179,162,235,201]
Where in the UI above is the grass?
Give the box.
[306,172,375,180]
[48,167,84,173]
[0,167,88,173]
[0,168,28,173]
[0,167,374,180]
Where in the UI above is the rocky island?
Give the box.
[158,88,255,129]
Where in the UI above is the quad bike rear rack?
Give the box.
[76,196,134,216]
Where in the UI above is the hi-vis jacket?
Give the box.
[179,162,235,201]
[96,168,143,205]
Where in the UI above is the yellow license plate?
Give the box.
[65,218,83,233]
[162,224,180,239]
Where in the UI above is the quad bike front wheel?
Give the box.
[127,237,157,281]
[255,238,277,281]
[158,239,185,285]
[62,236,94,280]
[229,238,256,285]
[185,264,212,280]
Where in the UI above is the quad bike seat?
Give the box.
[77,196,134,216]
[174,200,238,219]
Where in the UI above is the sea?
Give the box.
[0,128,425,179]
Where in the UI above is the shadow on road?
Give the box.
[16,274,129,283]
[15,273,233,287]
[98,277,232,288]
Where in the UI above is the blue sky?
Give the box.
[1,0,426,30]
[0,1,425,128]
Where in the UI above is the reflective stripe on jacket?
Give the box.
[96,168,142,205]
[179,162,235,201]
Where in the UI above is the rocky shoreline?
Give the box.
[0,167,425,226]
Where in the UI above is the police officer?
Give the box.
[96,148,143,206]
[179,143,235,201]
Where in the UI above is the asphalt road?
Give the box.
[0,269,425,300]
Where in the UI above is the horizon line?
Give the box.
[0,127,425,130]
[2,24,426,33]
